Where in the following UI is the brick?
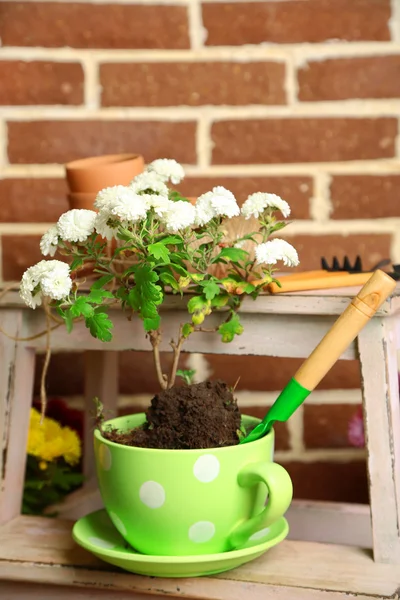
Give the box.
[281,460,368,503]
[202,0,390,46]
[0,61,83,106]
[2,235,42,281]
[203,355,361,391]
[0,2,189,49]
[7,121,197,165]
[100,61,286,107]
[211,118,397,164]
[330,175,400,219]
[298,56,400,102]
[0,178,68,222]
[284,233,392,272]
[177,176,311,219]
[304,404,361,449]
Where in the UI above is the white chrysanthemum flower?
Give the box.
[40,225,59,257]
[57,209,97,243]
[209,186,240,219]
[145,193,170,217]
[147,158,185,185]
[94,185,127,210]
[130,171,169,196]
[40,261,72,301]
[234,239,246,249]
[194,192,215,227]
[19,261,48,308]
[19,260,72,308]
[163,200,195,232]
[255,239,299,267]
[109,189,148,223]
[242,192,291,220]
[94,209,116,241]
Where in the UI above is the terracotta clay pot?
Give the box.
[68,192,98,211]
[65,153,144,194]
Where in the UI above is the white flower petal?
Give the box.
[147,159,185,184]
[95,185,129,210]
[163,200,195,232]
[40,225,59,257]
[255,239,299,268]
[194,192,216,227]
[209,186,240,219]
[130,171,169,196]
[94,210,116,240]
[19,260,72,308]
[242,193,291,220]
[57,209,97,243]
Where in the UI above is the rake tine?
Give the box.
[332,256,340,271]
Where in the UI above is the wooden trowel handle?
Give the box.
[294,270,396,391]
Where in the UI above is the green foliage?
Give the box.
[187,295,211,325]
[127,264,163,331]
[22,455,84,516]
[85,310,114,342]
[176,369,196,385]
[148,242,170,263]
[218,312,244,343]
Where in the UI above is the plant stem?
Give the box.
[169,325,186,388]
[149,330,168,390]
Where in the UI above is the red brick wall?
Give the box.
[1,0,400,503]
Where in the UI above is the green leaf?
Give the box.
[218,313,244,343]
[182,322,194,338]
[201,279,221,301]
[214,247,249,265]
[70,297,94,319]
[143,315,161,331]
[171,263,188,277]
[187,295,211,325]
[160,272,179,291]
[148,242,170,263]
[211,293,229,307]
[176,369,196,385]
[85,312,114,342]
[86,289,114,303]
[70,257,83,271]
[91,274,114,290]
[270,221,287,232]
[159,235,183,246]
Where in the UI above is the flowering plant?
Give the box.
[20,159,299,391]
[23,408,83,515]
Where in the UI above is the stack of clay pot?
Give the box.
[65,153,145,210]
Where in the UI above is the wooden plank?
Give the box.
[0,576,374,600]
[2,285,400,316]
[287,500,372,548]
[0,516,399,598]
[358,318,400,563]
[21,310,356,360]
[83,351,118,480]
[0,311,35,524]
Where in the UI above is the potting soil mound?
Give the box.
[102,380,242,450]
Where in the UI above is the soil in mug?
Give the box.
[101,380,242,450]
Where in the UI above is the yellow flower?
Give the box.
[39,461,48,471]
[27,408,81,465]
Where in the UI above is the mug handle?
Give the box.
[227,461,293,549]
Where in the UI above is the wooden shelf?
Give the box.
[0,515,399,599]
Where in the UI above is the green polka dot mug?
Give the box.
[94,413,293,556]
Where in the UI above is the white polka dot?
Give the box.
[249,527,271,541]
[139,481,165,509]
[89,536,116,549]
[98,444,112,471]
[189,521,216,543]
[193,454,220,483]
[109,511,127,537]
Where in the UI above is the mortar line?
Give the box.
[5,161,400,178]
[285,49,297,107]
[390,0,400,42]
[311,172,332,223]
[2,43,400,61]
[82,55,99,110]
[0,120,8,172]
[196,116,212,168]
[188,0,205,50]
[286,404,305,454]
[3,102,400,119]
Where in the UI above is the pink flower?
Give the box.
[348,406,365,448]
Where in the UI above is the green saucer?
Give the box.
[72,509,289,578]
